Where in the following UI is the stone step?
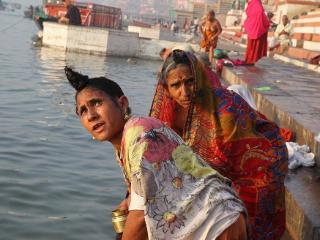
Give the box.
[291,39,320,51]
[292,33,320,42]
[306,9,320,16]
[273,53,320,74]
[294,22,320,27]
[300,13,320,19]
[217,45,320,238]
[294,26,320,34]
[217,44,320,164]
[303,40,320,51]
[286,46,320,60]
[292,17,320,24]
[284,168,320,240]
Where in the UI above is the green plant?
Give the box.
[301,12,307,16]
[292,15,299,19]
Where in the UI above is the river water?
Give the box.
[0,12,160,240]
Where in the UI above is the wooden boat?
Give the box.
[43,1,122,29]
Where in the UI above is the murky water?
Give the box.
[0,13,160,240]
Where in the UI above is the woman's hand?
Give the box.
[117,194,131,210]
[121,210,148,240]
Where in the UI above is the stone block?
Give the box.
[287,47,320,60]
[312,34,320,41]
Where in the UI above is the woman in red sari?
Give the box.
[150,50,288,240]
[243,0,269,65]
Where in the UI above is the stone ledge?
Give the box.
[285,168,320,240]
[220,61,320,240]
[220,60,320,164]
[273,54,320,74]
[284,47,319,61]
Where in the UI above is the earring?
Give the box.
[124,112,130,121]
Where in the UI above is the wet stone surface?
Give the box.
[219,42,320,240]
[219,42,320,162]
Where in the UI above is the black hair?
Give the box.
[159,49,191,85]
[65,66,130,114]
[159,48,167,58]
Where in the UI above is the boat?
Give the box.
[42,0,122,29]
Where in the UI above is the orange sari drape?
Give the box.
[200,28,218,52]
[150,52,288,240]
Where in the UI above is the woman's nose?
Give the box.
[181,84,190,97]
[87,108,98,121]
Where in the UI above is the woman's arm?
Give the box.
[210,20,223,40]
[215,20,223,36]
[121,210,148,240]
[200,19,205,34]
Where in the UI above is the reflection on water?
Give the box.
[0,13,161,240]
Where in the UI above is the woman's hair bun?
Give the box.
[65,66,89,91]
[171,49,190,65]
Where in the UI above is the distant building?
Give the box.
[173,0,234,28]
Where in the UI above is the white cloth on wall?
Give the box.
[286,142,315,170]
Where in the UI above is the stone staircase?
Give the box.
[288,8,320,61]
[221,6,320,72]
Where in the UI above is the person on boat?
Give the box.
[243,0,269,65]
[34,0,81,30]
[150,50,288,240]
[65,67,248,240]
[200,10,222,63]
[58,0,81,26]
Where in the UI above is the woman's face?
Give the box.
[76,87,127,142]
[207,13,215,21]
[166,64,194,109]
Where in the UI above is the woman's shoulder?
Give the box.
[125,116,164,133]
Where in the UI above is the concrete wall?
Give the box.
[128,25,160,39]
[43,22,140,57]
[225,10,243,27]
[67,26,108,55]
[42,22,196,59]
[106,30,140,57]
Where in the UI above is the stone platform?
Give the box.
[218,42,320,240]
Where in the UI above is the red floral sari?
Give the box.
[150,52,288,240]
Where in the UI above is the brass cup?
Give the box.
[112,209,129,234]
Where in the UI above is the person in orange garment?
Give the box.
[243,0,269,65]
[200,10,222,63]
[150,50,288,240]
